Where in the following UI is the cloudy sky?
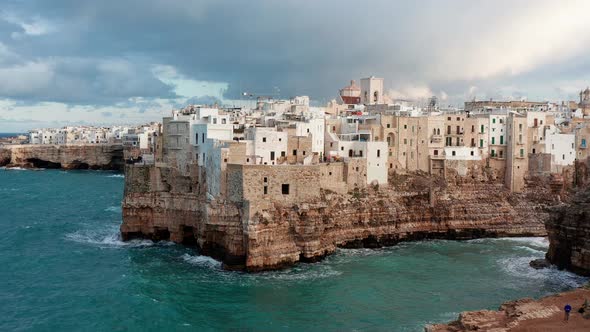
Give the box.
[2,0,590,131]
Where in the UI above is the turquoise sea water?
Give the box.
[1,168,587,332]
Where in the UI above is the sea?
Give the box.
[0,168,587,331]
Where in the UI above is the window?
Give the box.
[470,151,474,156]
[404,124,407,129]
[377,149,381,157]
[452,151,456,156]
[500,136,504,145]
[471,125,475,133]
[387,124,391,128]
[332,126,336,131]
[520,149,524,157]
[480,125,484,133]
[340,147,344,151]
[519,124,523,131]
[262,137,266,143]
[264,177,268,183]
[279,138,282,142]
[264,186,268,195]
[303,151,306,156]
[281,184,290,195]
[202,133,205,143]
[329,172,332,176]
[493,118,496,124]
[307,128,310,133]
[434,149,438,156]
[447,117,451,121]
[582,139,587,148]
[447,126,451,134]
[404,138,408,145]
[281,151,286,157]
[456,117,460,121]
[491,150,496,157]
[293,149,297,156]
[359,150,363,157]
[492,137,495,144]
[499,150,503,158]
[270,151,275,160]
[562,154,565,160]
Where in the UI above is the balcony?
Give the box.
[430,155,445,160]
[431,134,442,143]
[517,141,525,145]
[581,144,587,149]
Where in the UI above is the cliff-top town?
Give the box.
[17,76,590,194]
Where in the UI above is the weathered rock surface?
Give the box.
[546,185,590,276]
[426,288,590,331]
[122,165,555,271]
[0,144,124,170]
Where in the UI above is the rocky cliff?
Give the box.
[427,288,590,331]
[0,144,124,170]
[546,186,590,276]
[122,165,556,271]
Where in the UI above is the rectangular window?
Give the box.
[377,149,381,157]
[492,118,496,124]
[404,124,407,129]
[470,151,474,156]
[452,151,456,156]
[293,149,297,156]
[492,137,495,145]
[500,136,504,145]
[480,125,484,133]
[281,184,290,195]
[281,151,286,157]
[520,149,524,157]
[263,186,268,195]
[270,151,275,160]
[262,137,266,142]
[202,133,205,143]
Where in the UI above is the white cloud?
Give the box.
[1,12,55,39]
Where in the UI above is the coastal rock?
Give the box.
[0,144,124,170]
[122,165,554,271]
[529,258,551,270]
[426,288,590,331]
[546,185,590,276]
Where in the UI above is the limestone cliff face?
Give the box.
[0,144,124,170]
[546,186,590,276]
[122,165,554,271]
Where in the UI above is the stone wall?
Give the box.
[0,144,124,170]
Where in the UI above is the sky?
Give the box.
[2,0,590,132]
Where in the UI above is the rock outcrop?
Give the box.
[0,144,124,170]
[546,185,590,276]
[427,288,590,331]
[122,165,556,271]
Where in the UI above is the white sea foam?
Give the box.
[182,253,222,268]
[104,206,122,213]
[255,266,343,281]
[106,174,124,178]
[65,228,155,248]
[498,255,588,288]
[468,237,549,249]
[2,166,27,171]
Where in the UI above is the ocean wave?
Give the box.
[253,265,343,281]
[1,166,27,171]
[106,174,124,178]
[65,228,155,248]
[182,254,222,268]
[468,237,549,248]
[498,256,588,288]
[104,206,122,213]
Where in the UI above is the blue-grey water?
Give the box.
[0,168,587,331]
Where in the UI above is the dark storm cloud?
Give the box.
[1,0,590,106]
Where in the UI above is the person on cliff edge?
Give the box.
[564,303,572,322]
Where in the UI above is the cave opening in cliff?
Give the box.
[152,227,170,241]
[181,226,197,246]
[26,158,61,169]
[69,160,90,170]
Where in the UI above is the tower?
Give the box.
[360,76,384,105]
